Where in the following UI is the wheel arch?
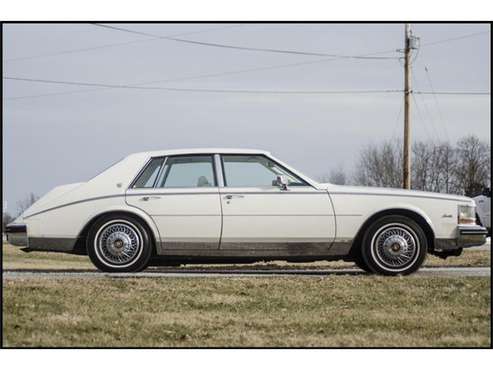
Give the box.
[349,207,436,257]
[73,209,160,255]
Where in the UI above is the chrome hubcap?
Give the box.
[373,225,418,269]
[97,223,141,265]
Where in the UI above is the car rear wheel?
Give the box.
[87,214,153,272]
[361,215,427,276]
[353,250,373,273]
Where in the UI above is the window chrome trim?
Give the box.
[151,153,218,189]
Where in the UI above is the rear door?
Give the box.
[126,155,221,250]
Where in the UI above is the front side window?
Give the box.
[132,157,164,188]
[157,155,216,188]
[222,155,307,187]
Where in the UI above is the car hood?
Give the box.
[317,183,473,203]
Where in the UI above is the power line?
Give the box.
[419,90,491,96]
[4,24,243,62]
[3,48,403,101]
[421,65,451,142]
[4,76,489,99]
[411,71,447,142]
[411,94,438,143]
[3,76,402,96]
[420,30,489,47]
[92,23,399,60]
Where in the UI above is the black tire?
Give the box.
[86,214,153,272]
[353,249,374,273]
[361,215,427,276]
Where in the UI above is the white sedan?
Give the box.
[6,148,487,275]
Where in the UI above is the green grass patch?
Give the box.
[2,276,490,347]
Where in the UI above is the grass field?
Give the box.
[2,243,491,347]
[3,276,490,347]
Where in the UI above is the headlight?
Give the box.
[458,204,476,225]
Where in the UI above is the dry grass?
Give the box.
[2,242,490,271]
[2,276,490,347]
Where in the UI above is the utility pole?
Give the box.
[402,23,412,189]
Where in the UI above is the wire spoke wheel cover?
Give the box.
[94,220,143,267]
[370,223,420,272]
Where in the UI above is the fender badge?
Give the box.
[442,214,453,218]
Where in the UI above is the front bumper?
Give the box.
[5,224,28,246]
[436,225,488,250]
[457,225,488,248]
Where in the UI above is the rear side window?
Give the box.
[157,155,216,188]
[132,158,164,188]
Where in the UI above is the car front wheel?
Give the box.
[87,214,153,272]
[361,215,427,275]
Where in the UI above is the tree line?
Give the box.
[321,134,491,197]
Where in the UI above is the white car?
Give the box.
[6,148,487,275]
[474,187,491,236]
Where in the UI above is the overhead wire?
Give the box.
[3,53,400,101]
[411,91,440,144]
[3,76,402,96]
[420,30,489,47]
[4,24,244,62]
[4,27,489,101]
[424,63,452,142]
[91,23,399,60]
[411,72,445,142]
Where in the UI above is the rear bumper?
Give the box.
[436,225,488,250]
[6,224,76,252]
[5,224,28,246]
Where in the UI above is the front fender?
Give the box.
[364,203,436,236]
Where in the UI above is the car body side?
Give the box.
[8,149,484,261]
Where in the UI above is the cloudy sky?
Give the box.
[2,23,490,214]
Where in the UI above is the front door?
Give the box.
[218,154,335,253]
[126,155,222,250]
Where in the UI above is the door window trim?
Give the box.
[131,154,219,189]
[219,154,311,188]
[129,156,165,189]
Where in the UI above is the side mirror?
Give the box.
[276,175,288,191]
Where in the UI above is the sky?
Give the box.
[2,23,491,214]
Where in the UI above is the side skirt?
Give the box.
[156,240,352,259]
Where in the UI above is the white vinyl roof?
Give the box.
[130,148,271,158]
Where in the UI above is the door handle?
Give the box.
[140,196,161,201]
[224,194,244,200]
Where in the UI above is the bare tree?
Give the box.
[328,166,347,185]
[353,141,402,188]
[453,135,491,197]
[16,192,39,217]
[354,135,490,195]
[412,141,433,191]
[412,141,456,193]
[436,142,456,194]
